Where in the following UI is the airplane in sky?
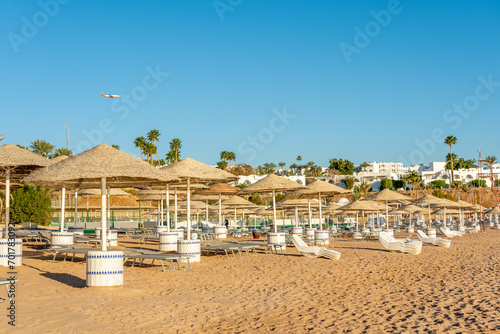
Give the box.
[101,92,120,98]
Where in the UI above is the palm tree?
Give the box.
[165,151,176,164]
[406,170,423,199]
[227,151,236,168]
[111,145,120,150]
[220,151,229,163]
[263,162,276,174]
[147,129,161,164]
[216,160,228,170]
[354,181,372,198]
[444,135,457,188]
[30,139,54,158]
[143,142,156,164]
[134,136,146,160]
[296,156,302,174]
[53,147,73,157]
[278,161,286,175]
[169,138,182,163]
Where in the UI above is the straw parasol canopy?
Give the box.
[160,158,237,183]
[366,189,411,202]
[238,174,305,233]
[337,199,386,212]
[179,200,206,210]
[486,207,500,214]
[432,207,460,215]
[79,188,131,196]
[194,183,239,195]
[0,144,52,180]
[24,144,179,252]
[24,144,178,188]
[410,194,450,206]
[390,204,424,214]
[221,195,257,207]
[0,144,53,229]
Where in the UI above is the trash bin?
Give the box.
[252,230,261,239]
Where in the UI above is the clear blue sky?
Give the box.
[1,0,500,168]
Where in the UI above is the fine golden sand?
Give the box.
[5,230,500,333]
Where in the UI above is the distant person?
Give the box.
[225,219,229,228]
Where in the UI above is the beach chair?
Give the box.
[439,227,463,238]
[122,250,193,271]
[290,235,341,260]
[0,278,18,304]
[378,231,422,255]
[416,230,451,248]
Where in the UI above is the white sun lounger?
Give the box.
[439,227,463,238]
[378,231,422,255]
[290,235,341,260]
[416,230,451,248]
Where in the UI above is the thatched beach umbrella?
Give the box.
[194,183,239,227]
[221,195,258,228]
[239,174,305,233]
[292,180,350,230]
[337,199,385,232]
[0,144,51,231]
[410,194,451,227]
[159,158,237,239]
[24,144,178,251]
[365,189,411,228]
[191,193,227,225]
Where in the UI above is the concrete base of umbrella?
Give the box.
[314,230,329,245]
[291,227,303,235]
[95,228,118,247]
[426,228,436,238]
[213,226,227,239]
[86,250,124,287]
[159,232,178,252]
[154,226,168,237]
[407,227,415,233]
[68,226,84,236]
[267,233,286,251]
[305,227,316,239]
[50,232,74,248]
[0,239,22,267]
[177,239,201,262]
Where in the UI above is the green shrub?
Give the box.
[10,185,53,225]
[431,180,446,188]
[470,179,487,187]
[393,180,406,190]
[380,178,393,190]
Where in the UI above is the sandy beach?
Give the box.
[5,229,500,333]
